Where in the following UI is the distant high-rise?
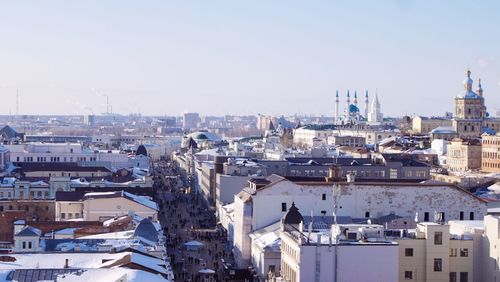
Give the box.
[183,112,200,130]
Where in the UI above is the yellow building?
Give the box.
[56,191,158,222]
[447,138,482,172]
[413,116,453,134]
[482,133,500,173]
[396,222,474,282]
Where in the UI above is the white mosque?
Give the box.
[334,90,383,125]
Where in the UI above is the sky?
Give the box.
[0,0,499,117]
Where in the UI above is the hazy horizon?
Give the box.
[1,1,499,117]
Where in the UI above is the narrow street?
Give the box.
[152,161,232,282]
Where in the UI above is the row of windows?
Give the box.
[483,162,500,169]
[15,156,97,162]
[288,169,328,177]
[404,247,468,257]
[60,212,80,219]
[0,205,50,212]
[482,152,499,159]
[483,138,500,145]
[404,270,468,282]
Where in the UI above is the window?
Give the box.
[424,212,429,222]
[434,232,443,245]
[460,211,464,220]
[322,194,326,200]
[404,271,413,280]
[268,265,276,273]
[22,242,26,249]
[28,242,32,249]
[434,258,442,272]
[281,203,287,212]
[450,248,457,257]
[450,272,457,282]
[460,248,468,257]
[405,248,414,257]
[365,211,370,218]
[460,272,468,282]
[61,213,66,219]
[469,212,474,220]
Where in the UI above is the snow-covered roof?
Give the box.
[54,228,79,236]
[78,230,135,240]
[84,192,117,197]
[30,180,49,186]
[249,221,281,252]
[184,240,204,247]
[431,126,457,134]
[124,192,158,211]
[0,253,126,270]
[488,182,500,193]
[13,220,25,225]
[57,268,170,282]
[82,191,158,211]
[100,252,167,275]
[15,226,41,237]
[457,90,482,99]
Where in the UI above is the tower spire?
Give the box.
[477,78,483,97]
[334,90,339,123]
[364,90,369,118]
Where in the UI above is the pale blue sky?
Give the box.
[0,1,499,117]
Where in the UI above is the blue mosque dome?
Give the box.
[349,104,360,113]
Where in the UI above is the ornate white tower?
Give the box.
[334,90,339,124]
[354,91,358,106]
[367,92,382,124]
[364,90,369,118]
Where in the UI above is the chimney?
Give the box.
[64,259,69,268]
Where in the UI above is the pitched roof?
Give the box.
[15,226,41,237]
[134,218,159,243]
[82,191,158,211]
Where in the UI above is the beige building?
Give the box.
[482,133,500,173]
[56,191,158,222]
[395,222,474,282]
[413,116,453,134]
[446,138,482,172]
[481,215,500,282]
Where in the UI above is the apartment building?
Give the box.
[482,133,500,173]
[446,138,482,172]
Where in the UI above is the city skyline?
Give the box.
[0,1,499,117]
